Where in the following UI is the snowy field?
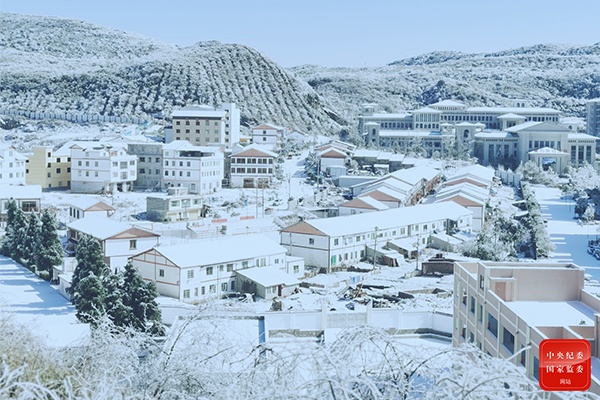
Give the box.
[0,256,89,347]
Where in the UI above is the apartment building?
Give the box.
[25,146,71,189]
[251,123,285,151]
[131,235,302,303]
[162,140,224,194]
[70,142,137,193]
[127,142,163,191]
[454,261,600,394]
[169,103,240,148]
[0,144,27,185]
[146,187,203,222]
[587,99,600,137]
[229,144,277,188]
[280,202,472,271]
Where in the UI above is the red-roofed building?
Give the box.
[230,144,277,188]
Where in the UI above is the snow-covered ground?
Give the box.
[533,185,600,286]
[0,256,89,347]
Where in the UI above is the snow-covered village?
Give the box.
[2,5,600,399]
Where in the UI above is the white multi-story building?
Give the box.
[0,144,27,185]
[169,103,240,148]
[229,144,277,188]
[280,202,472,271]
[162,140,224,195]
[251,123,286,151]
[131,235,304,303]
[454,261,600,395]
[70,142,137,193]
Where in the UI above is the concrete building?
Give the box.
[25,146,71,190]
[280,202,472,271]
[68,197,115,221]
[229,144,277,188]
[162,140,224,195]
[131,235,303,303]
[146,187,203,222]
[454,261,600,394]
[70,142,137,193]
[127,142,164,191]
[67,215,160,269]
[587,99,600,137]
[0,144,27,186]
[169,103,240,148]
[251,123,285,151]
[0,185,42,227]
[474,121,598,171]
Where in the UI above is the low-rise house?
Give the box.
[358,186,406,208]
[436,191,486,231]
[130,235,300,302]
[0,144,27,186]
[67,215,160,269]
[280,202,472,271]
[70,142,137,193]
[236,266,300,300]
[251,123,286,151]
[0,185,42,227]
[68,197,115,221]
[229,144,277,188]
[26,146,71,190]
[146,187,203,222]
[338,196,389,216]
[318,147,349,169]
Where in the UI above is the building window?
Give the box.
[242,261,248,268]
[487,313,498,338]
[209,284,216,293]
[159,269,165,277]
[293,265,299,273]
[183,289,190,299]
[129,240,137,250]
[201,286,205,295]
[226,263,233,272]
[206,267,213,275]
[221,282,227,292]
[502,327,514,354]
[469,296,475,314]
[309,238,315,245]
[334,238,339,246]
[187,270,194,279]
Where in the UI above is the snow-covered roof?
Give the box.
[339,196,389,211]
[413,107,442,114]
[69,197,115,212]
[352,149,382,158]
[151,235,286,268]
[366,178,412,194]
[282,202,472,238]
[253,123,284,131]
[171,109,226,119]
[528,147,568,155]
[389,166,440,185]
[231,144,277,158]
[163,140,218,152]
[568,133,599,140]
[360,186,407,202]
[429,99,465,107]
[506,301,595,327]
[378,130,442,137]
[435,192,486,207]
[430,232,465,245]
[67,215,159,240]
[236,265,300,288]
[368,113,412,119]
[0,184,42,200]
[388,237,419,251]
[474,131,516,139]
[453,164,496,183]
[466,106,560,114]
[318,148,348,159]
[497,113,526,119]
[437,183,489,200]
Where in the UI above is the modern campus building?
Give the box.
[454,261,600,394]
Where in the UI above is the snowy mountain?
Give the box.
[0,13,345,133]
[291,43,600,123]
[2,13,600,136]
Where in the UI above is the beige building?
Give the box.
[454,261,600,394]
[229,144,277,188]
[169,103,240,148]
[26,146,71,190]
[146,187,203,222]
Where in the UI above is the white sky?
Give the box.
[1,0,599,67]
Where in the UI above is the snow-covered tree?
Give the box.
[103,273,132,330]
[121,261,164,336]
[35,210,63,280]
[583,203,597,223]
[74,272,106,325]
[23,212,41,269]
[0,200,28,263]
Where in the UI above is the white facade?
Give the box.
[280,202,472,271]
[131,235,293,303]
[68,197,115,221]
[229,144,277,188]
[0,185,42,227]
[70,143,137,193]
[162,140,224,195]
[251,124,285,151]
[170,103,240,148]
[67,215,160,269]
[0,144,26,185]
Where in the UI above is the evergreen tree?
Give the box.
[36,210,64,280]
[0,199,17,256]
[103,273,132,329]
[74,272,106,326]
[69,234,110,300]
[2,204,28,262]
[122,262,164,335]
[23,212,42,268]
